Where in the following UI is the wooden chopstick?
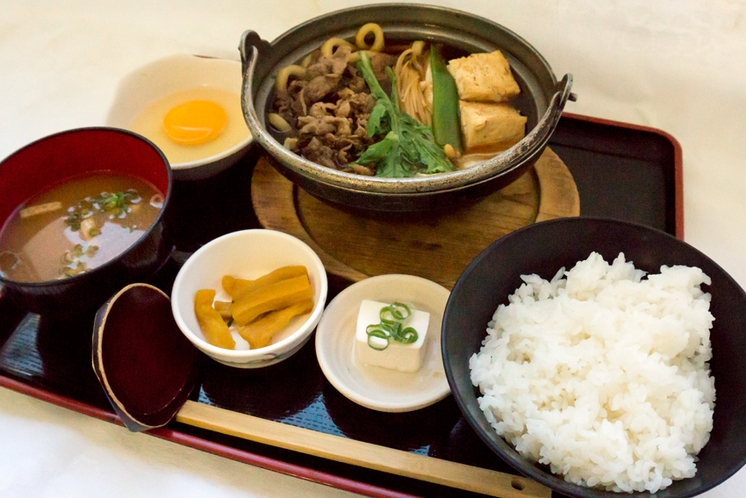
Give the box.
[175,400,550,498]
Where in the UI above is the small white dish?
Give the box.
[315,274,451,412]
[106,54,253,181]
[171,229,328,368]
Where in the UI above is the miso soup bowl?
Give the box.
[240,3,574,212]
[171,229,328,368]
[0,128,173,317]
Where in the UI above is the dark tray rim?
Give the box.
[0,112,684,498]
[561,111,684,238]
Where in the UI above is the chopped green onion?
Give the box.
[366,301,419,350]
[380,301,411,322]
[65,189,140,231]
[366,323,391,351]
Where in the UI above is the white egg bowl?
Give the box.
[171,229,328,368]
[106,54,253,180]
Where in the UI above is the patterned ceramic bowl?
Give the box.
[171,229,327,368]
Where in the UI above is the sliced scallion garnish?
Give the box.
[366,301,418,350]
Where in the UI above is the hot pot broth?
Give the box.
[267,24,529,177]
[0,171,163,282]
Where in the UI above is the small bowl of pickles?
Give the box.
[170,229,328,368]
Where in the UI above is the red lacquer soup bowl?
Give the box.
[0,128,173,316]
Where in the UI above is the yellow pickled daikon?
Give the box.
[194,289,236,349]
[238,299,314,349]
[232,273,313,326]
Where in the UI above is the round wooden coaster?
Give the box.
[251,148,579,290]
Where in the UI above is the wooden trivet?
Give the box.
[251,147,579,289]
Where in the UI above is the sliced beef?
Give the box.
[369,52,399,82]
[297,116,337,138]
[303,74,341,103]
[301,137,337,169]
[349,164,375,176]
[271,45,397,170]
[346,92,375,115]
[306,46,350,79]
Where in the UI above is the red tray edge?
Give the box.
[0,376,415,498]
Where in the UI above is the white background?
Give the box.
[1,0,744,496]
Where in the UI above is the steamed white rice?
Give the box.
[469,252,715,493]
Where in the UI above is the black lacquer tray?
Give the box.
[0,113,682,497]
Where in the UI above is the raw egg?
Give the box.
[130,87,249,165]
[163,100,227,145]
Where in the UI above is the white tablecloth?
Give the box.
[1,1,744,496]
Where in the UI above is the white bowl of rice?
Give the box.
[442,217,746,497]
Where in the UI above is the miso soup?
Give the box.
[0,172,164,282]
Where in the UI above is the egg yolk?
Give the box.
[163,100,227,145]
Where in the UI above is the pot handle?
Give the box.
[498,74,575,166]
[239,30,272,83]
[550,73,575,129]
[531,74,574,151]
[239,30,281,161]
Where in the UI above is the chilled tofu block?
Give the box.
[459,101,527,151]
[354,299,430,372]
[447,50,521,103]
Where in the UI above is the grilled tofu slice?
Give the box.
[447,50,520,103]
[459,101,527,151]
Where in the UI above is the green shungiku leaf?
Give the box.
[366,101,388,137]
[352,52,453,178]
